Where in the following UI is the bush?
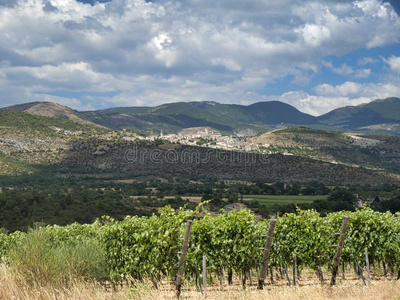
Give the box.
[8,228,107,287]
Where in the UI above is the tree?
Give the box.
[328,189,356,204]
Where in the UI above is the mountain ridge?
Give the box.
[317,97,400,128]
[2,97,400,136]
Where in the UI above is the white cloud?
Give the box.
[298,24,331,47]
[315,81,400,99]
[322,62,354,76]
[384,55,400,73]
[275,91,372,116]
[0,0,399,113]
[358,57,379,66]
[282,80,400,115]
[315,82,364,97]
[353,68,371,79]
[322,61,371,79]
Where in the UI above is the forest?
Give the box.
[0,173,399,232]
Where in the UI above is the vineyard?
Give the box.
[0,206,399,297]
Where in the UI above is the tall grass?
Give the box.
[8,228,108,288]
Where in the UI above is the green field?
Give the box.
[243,195,328,207]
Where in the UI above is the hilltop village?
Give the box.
[132,126,264,153]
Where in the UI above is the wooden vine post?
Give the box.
[202,255,207,296]
[176,220,193,298]
[293,253,297,286]
[258,217,277,290]
[364,248,371,285]
[283,264,291,286]
[331,216,349,286]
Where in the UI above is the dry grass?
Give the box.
[0,264,399,300]
[136,279,400,300]
[0,265,111,300]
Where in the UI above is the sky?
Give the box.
[0,0,399,115]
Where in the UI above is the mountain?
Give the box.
[2,97,400,136]
[245,101,316,125]
[84,97,400,136]
[77,97,400,136]
[2,102,101,127]
[80,101,317,134]
[318,97,400,129]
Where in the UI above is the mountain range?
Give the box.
[2,97,400,136]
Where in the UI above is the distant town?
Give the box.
[128,126,269,153]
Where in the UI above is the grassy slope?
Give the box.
[0,110,110,175]
[250,127,400,171]
[0,110,106,133]
[0,151,33,175]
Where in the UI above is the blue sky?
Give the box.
[261,44,400,95]
[0,0,400,115]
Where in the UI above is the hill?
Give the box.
[60,141,400,185]
[0,110,111,175]
[0,110,398,184]
[250,127,400,172]
[2,102,101,127]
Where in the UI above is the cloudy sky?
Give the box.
[0,0,399,115]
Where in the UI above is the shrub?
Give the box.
[8,228,107,287]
